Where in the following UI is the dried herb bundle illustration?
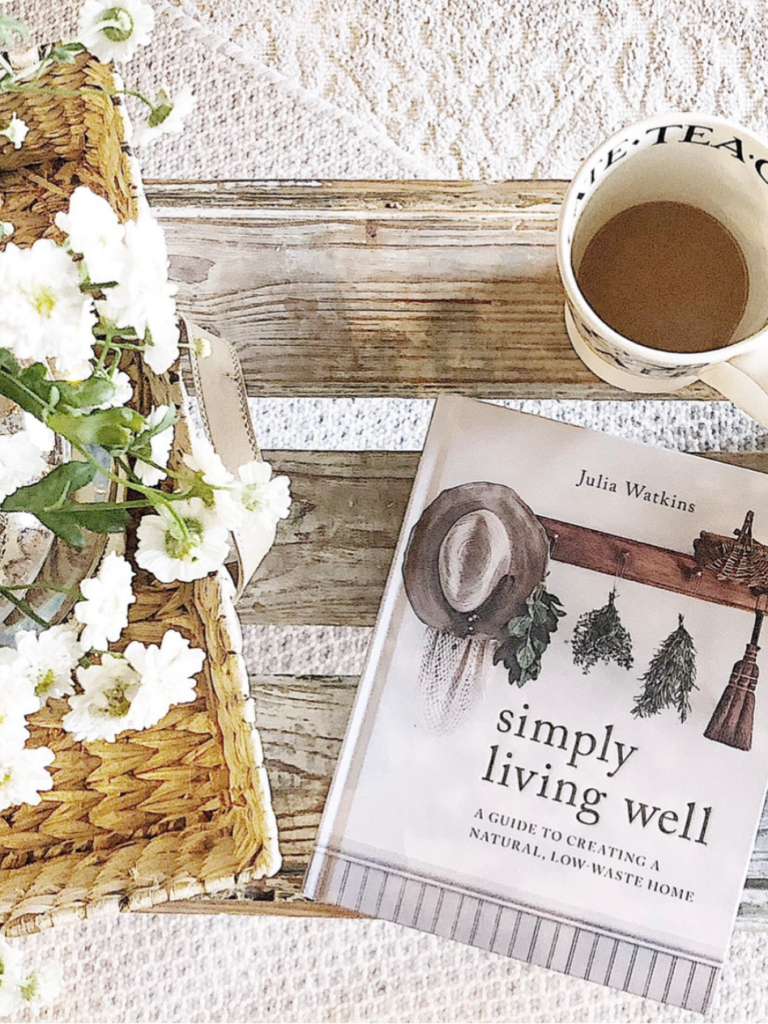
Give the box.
[633,614,697,722]
[571,589,633,674]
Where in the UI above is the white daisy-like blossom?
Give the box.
[63,654,141,742]
[73,551,136,652]
[0,744,55,813]
[237,460,292,529]
[0,113,28,150]
[135,498,229,583]
[22,411,55,453]
[183,435,242,529]
[13,625,83,703]
[78,0,155,63]
[132,85,195,147]
[19,963,62,1008]
[97,209,179,374]
[0,221,13,241]
[191,334,211,358]
[0,938,22,1017]
[95,368,133,410]
[0,239,96,374]
[0,430,46,502]
[0,657,38,748]
[55,185,125,285]
[124,630,205,728]
[133,404,174,486]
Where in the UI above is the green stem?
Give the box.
[0,586,51,629]
[0,582,80,596]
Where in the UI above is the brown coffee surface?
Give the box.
[575,201,749,352]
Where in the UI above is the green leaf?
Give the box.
[1,461,96,516]
[517,641,537,670]
[506,616,529,638]
[43,504,130,538]
[47,407,144,453]
[33,511,87,549]
[55,376,117,412]
[0,353,49,419]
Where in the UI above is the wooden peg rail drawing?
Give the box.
[539,516,762,613]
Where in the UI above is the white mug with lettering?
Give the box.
[557,113,768,426]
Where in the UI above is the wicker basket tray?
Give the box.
[0,51,280,936]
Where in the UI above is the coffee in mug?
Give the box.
[576,201,749,354]
[556,114,768,427]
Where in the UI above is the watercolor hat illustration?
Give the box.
[403,482,549,642]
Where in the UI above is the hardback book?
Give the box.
[304,394,768,1013]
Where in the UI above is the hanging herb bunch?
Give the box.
[633,614,698,722]
[493,583,566,687]
[571,589,634,674]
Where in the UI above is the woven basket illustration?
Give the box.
[0,50,280,937]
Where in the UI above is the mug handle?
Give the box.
[699,349,768,428]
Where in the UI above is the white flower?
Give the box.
[0,221,13,241]
[237,460,292,529]
[0,239,97,374]
[0,113,28,149]
[124,629,204,726]
[95,369,133,409]
[78,0,155,63]
[22,412,55,453]
[0,939,22,1017]
[73,551,135,651]
[63,654,141,742]
[135,498,229,583]
[0,657,38,748]
[191,334,211,358]
[133,404,174,486]
[19,963,62,1008]
[55,185,125,285]
[132,86,195,147]
[0,745,55,813]
[13,625,82,703]
[183,435,242,528]
[0,430,46,501]
[96,209,179,374]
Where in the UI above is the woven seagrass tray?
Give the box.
[0,51,280,936]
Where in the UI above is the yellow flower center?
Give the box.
[101,680,131,718]
[32,286,56,319]
[35,669,56,697]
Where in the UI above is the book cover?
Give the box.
[304,394,768,1012]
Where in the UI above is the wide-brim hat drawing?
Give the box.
[402,482,549,641]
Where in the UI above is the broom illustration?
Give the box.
[704,608,763,751]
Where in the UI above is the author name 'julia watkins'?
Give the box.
[575,470,695,513]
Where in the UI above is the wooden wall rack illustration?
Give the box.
[542,508,768,751]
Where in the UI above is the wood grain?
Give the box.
[135,671,768,917]
[144,181,720,399]
[541,516,765,613]
[243,449,768,625]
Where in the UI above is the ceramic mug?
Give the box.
[557,113,768,426]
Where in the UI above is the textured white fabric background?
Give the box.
[7,1,768,1021]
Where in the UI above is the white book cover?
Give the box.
[304,394,768,1012]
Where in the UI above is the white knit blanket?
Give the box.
[8,1,768,1020]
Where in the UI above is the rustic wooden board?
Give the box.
[141,671,768,918]
[244,449,768,625]
[145,181,720,400]
[134,180,768,919]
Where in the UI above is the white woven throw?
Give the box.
[8,0,768,1020]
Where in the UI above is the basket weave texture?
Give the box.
[0,52,280,936]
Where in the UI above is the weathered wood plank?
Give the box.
[145,180,718,400]
[146,672,768,917]
[243,449,768,626]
